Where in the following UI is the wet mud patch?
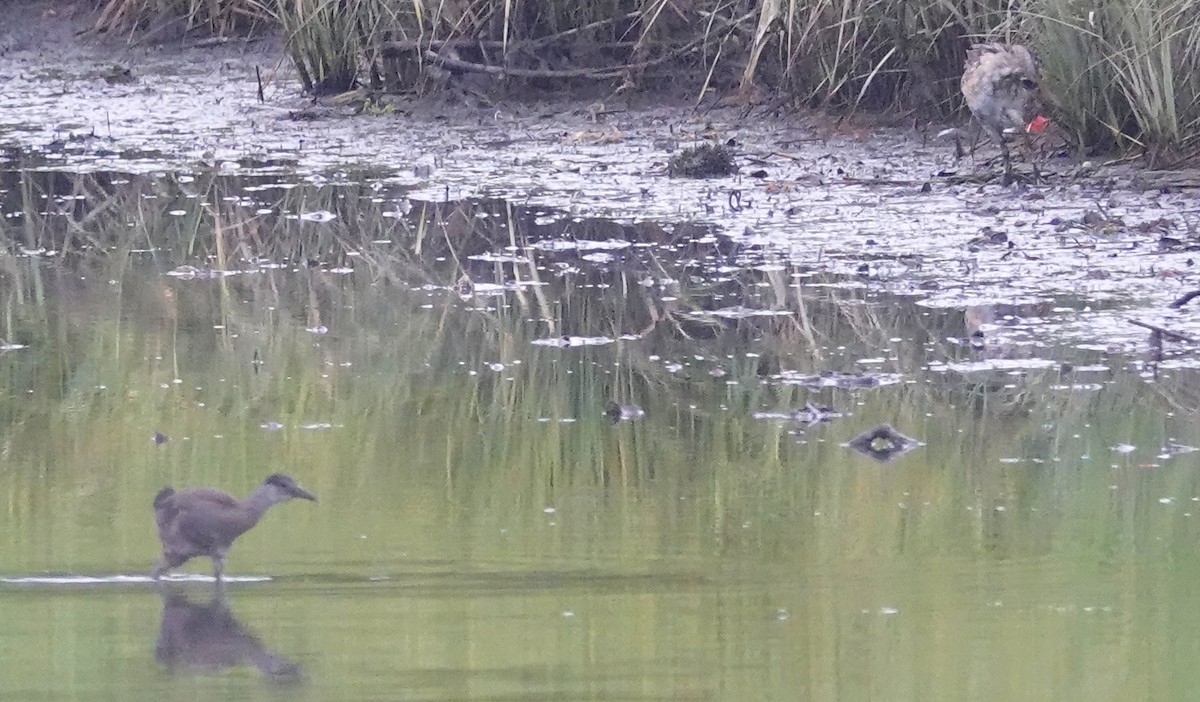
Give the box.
[1,10,1200,364]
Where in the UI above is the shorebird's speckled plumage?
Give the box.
[961,42,1042,180]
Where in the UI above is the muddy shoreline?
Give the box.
[3,4,1200,352]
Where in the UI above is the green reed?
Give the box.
[1028,0,1200,158]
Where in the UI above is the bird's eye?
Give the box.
[1021,78,1038,90]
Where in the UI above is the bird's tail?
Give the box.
[153,486,176,509]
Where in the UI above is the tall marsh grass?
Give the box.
[1028,0,1200,159]
[275,0,397,94]
[88,0,1200,155]
[94,0,273,35]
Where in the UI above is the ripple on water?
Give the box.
[0,574,272,585]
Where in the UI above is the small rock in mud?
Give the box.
[968,226,1008,249]
[101,64,135,85]
[1136,217,1176,234]
[1157,236,1200,252]
[668,144,737,178]
[1080,209,1126,233]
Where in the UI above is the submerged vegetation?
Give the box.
[78,0,1200,158]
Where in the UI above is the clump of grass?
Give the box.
[275,0,398,95]
[668,144,737,178]
[94,0,272,36]
[739,0,1011,114]
[1028,0,1200,160]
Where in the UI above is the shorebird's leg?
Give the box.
[999,133,1014,185]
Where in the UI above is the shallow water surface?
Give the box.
[4,168,1200,701]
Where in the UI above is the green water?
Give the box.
[4,170,1200,701]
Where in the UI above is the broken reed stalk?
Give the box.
[1127,318,1197,343]
[420,37,705,80]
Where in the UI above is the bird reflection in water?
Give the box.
[155,585,304,684]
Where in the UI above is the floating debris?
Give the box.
[166,265,238,280]
[754,403,843,427]
[464,281,547,296]
[930,358,1062,373]
[772,370,898,389]
[790,402,842,425]
[703,307,793,319]
[469,252,531,263]
[846,424,921,463]
[605,402,645,423]
[293,210,338,222]
[532,336,615,347]
[532,239,632,252]
[1158,442,1199,459]
[668,143,737,178]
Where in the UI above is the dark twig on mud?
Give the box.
[1128,318,1197,343]
[1169,289,1200,309]
[839,177,923,187]
[421,39,702,80]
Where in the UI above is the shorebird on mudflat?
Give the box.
[959,42,1048,183]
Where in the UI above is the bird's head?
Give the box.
[263,474,318,503]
